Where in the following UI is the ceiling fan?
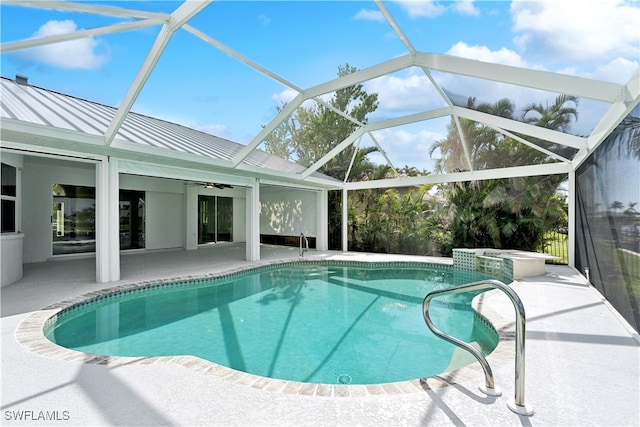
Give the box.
[204,182,233,189]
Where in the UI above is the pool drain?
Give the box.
[337,374,352,384]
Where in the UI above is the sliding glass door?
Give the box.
[198,196,233,244]
[119,190,145,250]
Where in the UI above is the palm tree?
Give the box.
[610,200,625,213]
[432,94,577,252]
[521,94,578,133]
[624,202,638,215]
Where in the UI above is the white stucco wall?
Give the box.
[1,234,24,286]
[1,152,24,285]
[233,197,246,242]
[145,191,185,250]
[260,187,317,237]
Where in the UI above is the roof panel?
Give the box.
[0,76,324,179]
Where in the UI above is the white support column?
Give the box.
[16,165,22,233]
[95,158,120,283]
[568,170,576,267]
[108,159,120,281]
[342,189,348,252]
[316,189,328,251]
[95,160,108,283]
[245,179,260,261]
[185,185,199,250]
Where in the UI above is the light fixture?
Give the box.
[204,182,215,189]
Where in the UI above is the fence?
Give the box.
[539,230,568,264]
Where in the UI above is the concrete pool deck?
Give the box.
[2,244,639,426]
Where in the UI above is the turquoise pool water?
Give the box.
[45,262,500,385]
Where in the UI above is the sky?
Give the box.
[1,0,639,174]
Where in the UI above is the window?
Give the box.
[1,163,17,233]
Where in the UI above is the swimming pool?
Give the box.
[44,261,501,385]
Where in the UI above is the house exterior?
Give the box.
[0,76,339,285]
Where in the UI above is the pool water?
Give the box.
[45,262,500,385]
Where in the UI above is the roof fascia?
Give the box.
[117,159,255,188]
[1,117,105,147]
[452,106,587,150]
[112,139,337,187]
[227,162,341,189]
[104,1,211,146]
[260,179,336,191]
[414,53,628,104]
[0,142,106,163]
[344,163,571,191]
[2,118,337,188]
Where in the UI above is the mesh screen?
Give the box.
[575,106,640,332]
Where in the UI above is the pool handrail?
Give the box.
[422,279,533,416]
[299,233,309,257]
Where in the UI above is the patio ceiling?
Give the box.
[1,1,639,190]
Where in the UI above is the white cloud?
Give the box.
[446,41,531,68]
[20,20,110,70]
[511,0,640,62]
[592,57,639,84]
[368,127,444,171]
[453,1,480,16]
[272,88,298,105]
[365,70,443,114]
[258,14,271,26]
[399,0,480,18]
[398,0,447,18]
[195,123,228,137]
[353,9,385,22]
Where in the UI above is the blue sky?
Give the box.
[1,1,639,173]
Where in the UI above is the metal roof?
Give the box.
[0,76,338,185]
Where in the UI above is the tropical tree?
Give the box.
[263,64,380,248]
[624,202,638,216]
[350,184,444,255]
[610,200,625,213]
[431,95,575,252]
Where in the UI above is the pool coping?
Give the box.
[15,257,516,398]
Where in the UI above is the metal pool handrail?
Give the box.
[422,279,533,416]
[299,233,308,257]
